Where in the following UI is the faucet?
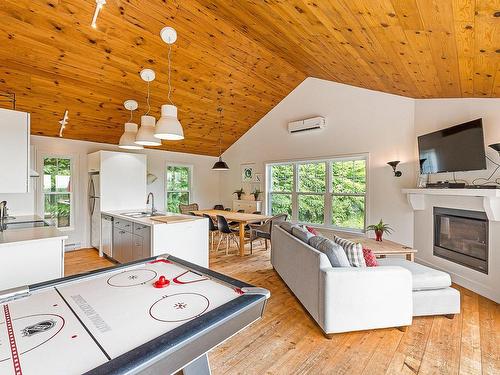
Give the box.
[146,193,157,216]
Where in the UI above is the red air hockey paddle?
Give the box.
[153,276,170,288]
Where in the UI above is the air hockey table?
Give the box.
[0,254,270,375]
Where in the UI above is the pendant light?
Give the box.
[119,100,143,150]
[154,27,184,140]
[212,107,229,170]
[135,69,161,146]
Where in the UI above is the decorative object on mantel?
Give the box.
[91,0,106,29]
[58,110,69,137]
[387,160,402,177]
[154,27,184,141]
[136,69,161,147]
[119,100,143,150]
[147,173,158,185]
[252,188,262,201]
[366,219,393,242]
[212,107,230,170]
[233,188,245,200]
[489,143,500,154]
[241,163,255,182]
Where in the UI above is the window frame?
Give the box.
[266,154,368,233]
[165,163,193,213]
[38,153,75,230]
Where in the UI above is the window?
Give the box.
[267,156,367,231]
[43,157,73,228]
[166,165,192,213]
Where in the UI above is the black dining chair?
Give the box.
[203,214,218,251]
[213,204,224,210]
[224,208,231,211]
[248,213,288,254]
[216,215,239,255]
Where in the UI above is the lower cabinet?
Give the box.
[112,220,151,263]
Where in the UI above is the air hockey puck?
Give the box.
[153,276,170,288]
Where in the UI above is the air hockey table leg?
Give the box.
[181,353,211,375]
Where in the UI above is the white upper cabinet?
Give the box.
[0,108,30,193]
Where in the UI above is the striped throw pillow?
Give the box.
[333,236,367,267]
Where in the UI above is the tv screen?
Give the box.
[418,119,486,174]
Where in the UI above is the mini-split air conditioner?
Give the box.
[287,116,326,134]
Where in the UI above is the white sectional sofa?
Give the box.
[271,225,460,336]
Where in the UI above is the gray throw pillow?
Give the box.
[333,235,366,267]
[291,226,314,243]
[309,236,351,267]
[280,221,295,234]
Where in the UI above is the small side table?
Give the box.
[350,237,417,261]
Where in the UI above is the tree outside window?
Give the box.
[267,157,367,231]
[166,165,192,213]
[43,157,72,228]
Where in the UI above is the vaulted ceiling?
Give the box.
[0,1,498,156]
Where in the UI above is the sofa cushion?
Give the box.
[378,258,452,291]
[280,222,295,234]
[334,236,366,267]
[309,236,351,267]
[292,226,314,243]
[362,248,378,267]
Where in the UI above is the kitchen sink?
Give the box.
[121,212,164,218]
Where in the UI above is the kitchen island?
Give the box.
[101,210,209,267]
[0,215,67,290]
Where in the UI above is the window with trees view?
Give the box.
[166,165,192,213]
[267,156,367,231]
[43,157,72,228]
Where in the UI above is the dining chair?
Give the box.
[252,211,261,215]
[179,203,199,215]
[213,204,224,210]
[203,214,218,251]
[224,208,231,211]
[216,215,239,255]
[248,213,288,254]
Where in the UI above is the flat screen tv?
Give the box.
[418,118,486,174]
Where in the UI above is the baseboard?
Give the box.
[415,257,499,303]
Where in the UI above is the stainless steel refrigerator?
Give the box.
[88,172,101,250]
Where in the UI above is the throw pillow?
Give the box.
[280,221,295,234]
[306,226,320,236]
[291,226,314,243]
[333,235,366,267]
[362,248,378,267]
[309,236,351,267]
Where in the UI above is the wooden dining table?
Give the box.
[191,210,272,256]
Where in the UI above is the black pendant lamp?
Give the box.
[212,107,229,170]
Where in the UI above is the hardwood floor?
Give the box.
[65,246,499,375]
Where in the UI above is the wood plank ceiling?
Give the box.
[0,1,498,156]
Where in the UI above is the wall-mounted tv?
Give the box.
[418,118,486,174]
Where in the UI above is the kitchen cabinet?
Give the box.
[0,108,30,193]
[232,200,262,213]
[112,219,151,263]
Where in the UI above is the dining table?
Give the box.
[191,209,272,256]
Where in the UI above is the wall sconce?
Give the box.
[387,160,402,177]
[489,143,500,155]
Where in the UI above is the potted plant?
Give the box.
[233,188,245,200]
[366,219,393,242]
[252,188,262,201]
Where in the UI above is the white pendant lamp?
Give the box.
[119,100,143,150]
[212,107,229,170]
[154,27,184,141]
[136,69,161,146]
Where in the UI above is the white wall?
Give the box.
[1,136,220,249]
[220,77,417,246]
[414,99,500,184]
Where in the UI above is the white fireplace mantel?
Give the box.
[402,188,500,221]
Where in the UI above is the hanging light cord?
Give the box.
[167,43,173,105]
[145,80,151,115]
[218,108,223,157]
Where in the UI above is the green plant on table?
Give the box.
[366,219,393,241]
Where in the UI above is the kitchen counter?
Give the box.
[1,214,45,223]
[102,209,204,226]
[0,226,68,247]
